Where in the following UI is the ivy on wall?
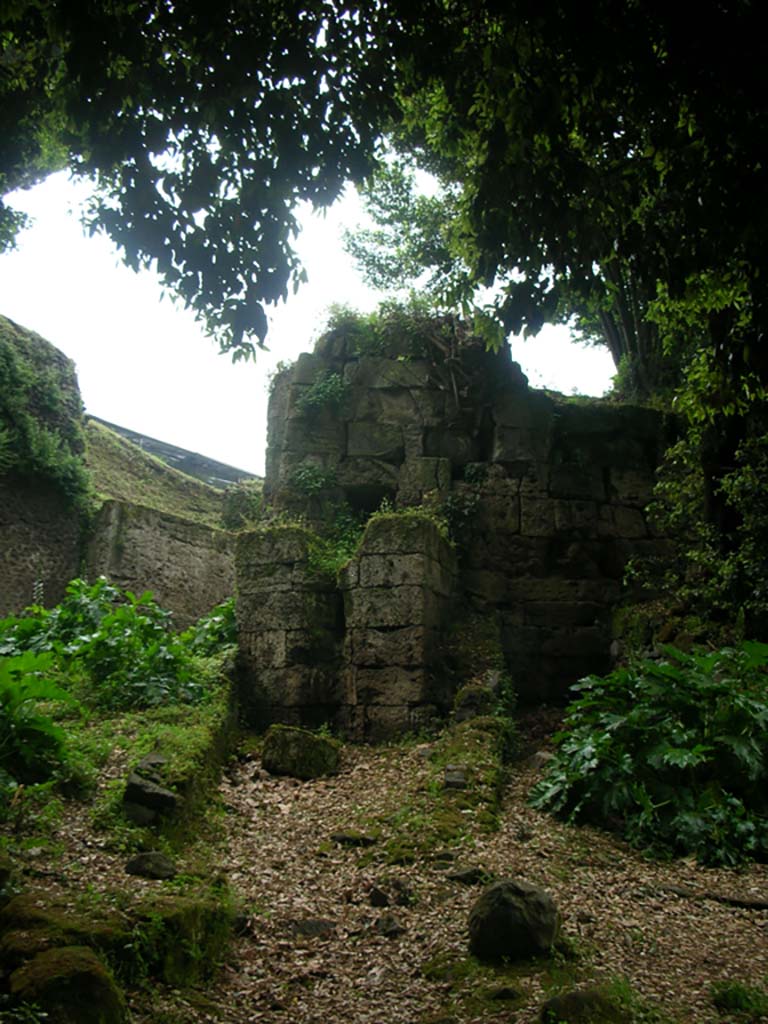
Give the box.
[0,317,89,508]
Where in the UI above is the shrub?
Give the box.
[179,598,237,655]
[0,579,235,711]
[530,643,768,866]
[0,651,73,792]
[295,371,348,415]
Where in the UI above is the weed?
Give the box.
[530,642,768,865]
[711,979,768,1019]
[295,371,349,415]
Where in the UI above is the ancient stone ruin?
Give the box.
[1,315,672,739]
[235,323,671,739]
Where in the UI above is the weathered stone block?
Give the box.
[290,352,326,385]
[548,464,606,501]
[398,457,452,505]
[347,626,433,667]
[375,387,445,425]
[262,724,340,779]
[425,427,480,465]
[520,497,556,537]
[344,357,432,390]
[597,504,648,539]
[493,391,554,430]
[344,585,439,629]
[336,457,400,491]
[608,467,656,507]
[492,426,547,465]
[236,526,310,568]
[255,665,341,708]
[358,553,453,596]
[347,422,404,463]
[553,500,598,537]
[505,576,620,605]
[462,570,509,604]
[351,666,426,705]
[360,515,447,560]
[476,492,521,534]
[238,587,339,632]
[523,602,605,628]
[281,416,345,453]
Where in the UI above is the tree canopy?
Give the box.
[2,0,767,396]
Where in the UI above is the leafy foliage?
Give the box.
[634,428,768,632]
[179,599,238,656]
[295,372,349,416]
[0,317,89,506]
[530,644,768,866]
[1,0,401,355]
[220,479,263,530]
[0,651,73,788]
[0,578,214,710]
[711,979,768,1020]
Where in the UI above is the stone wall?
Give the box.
[0,476,82,614]
[236,516,458,739]
[253,330,672,713]
[86,500,235,629]
[341,515,457,738]
[235,526,343,728]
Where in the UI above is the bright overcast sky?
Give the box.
[0,173,614,476]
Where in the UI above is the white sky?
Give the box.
[0,173,614,476]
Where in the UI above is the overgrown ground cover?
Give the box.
[2,581,767,1023]
[85,419,230,528]
[124,719,766,1024]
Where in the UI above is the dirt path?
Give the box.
[132,742,768,1024]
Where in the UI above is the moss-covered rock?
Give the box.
[0,888,234,988]
[262,724,341,780]
[128,895,234,986]
[453,683,496,722]
[0,895,127,972]
[468,879,560,963]
[540,986,626,1023]
[9,945,126,1024]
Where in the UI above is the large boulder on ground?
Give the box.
[468,879,559,962]
[262,724,341,780]
[9,945,126,1024]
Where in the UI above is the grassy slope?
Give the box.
[85,419,225,528]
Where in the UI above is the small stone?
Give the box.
[445,866,494,886]
[443,764,469,790]
[262,724,340,780]
[390,878,414,906]
[331,830,377,848]
[369,886,390,908]
[374,913,406,938]
[287,918,336,939]
[489,985,523,1001]
[123,773,180,815]
[125,852,177,880]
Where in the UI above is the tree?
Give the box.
[0,0,404,355]
[2,0,767,400]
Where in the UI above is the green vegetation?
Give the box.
[85,419,226,528]
[371,709,515,866]
[0,580,237,820]
[530,643,768,866]
[295,371,349,415]
[711,979,768,1021]
[220,478,263,530]
[0,316,88,508]
[636,427,768,635]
